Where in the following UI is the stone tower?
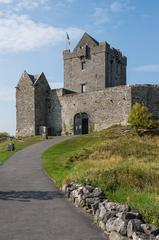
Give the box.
[63,32,127,93]
[16,71,50,137]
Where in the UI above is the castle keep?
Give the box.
[16,33,159,136]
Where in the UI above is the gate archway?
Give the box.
[74,112,89,135]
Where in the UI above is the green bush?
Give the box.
[0,132,9,138]
[128,103,151,130]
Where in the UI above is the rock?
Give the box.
[105,217,117,232]
[82,186,91,194]
[98,221,106,231]
[105,217,128,235]
[84,184,94,193]
[65,187,72,198]
[109,231,129,240]
[82,192,92,200]
[85,197,95,208]
[105,202,117,211]
[61,184,68,193]
[114,218,128,236]
[91,200,100,215]
[92,188,102,197]
[132,232,156,240]
[127,219,143,238]
[141,224,158,235]
[109,231,123,240]
[103,211,117,224]
[116,204,129,213]
[94,208,100,222]
[105,202,129,212]
[151,229,159,237]
[74,194,85,207]
[98,203,107,221]
[116,212,125,218]
[86,208,93,214]
[125,211,143,220]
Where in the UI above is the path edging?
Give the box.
[62,182,159,240]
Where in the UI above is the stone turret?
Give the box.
[16,71,50,137]
[63,32,127,93]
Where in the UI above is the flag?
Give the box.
[66,32,70,49]
[66,32,70,41]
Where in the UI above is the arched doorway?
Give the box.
[74,112,89,135]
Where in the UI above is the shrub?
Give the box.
[128,103,151,130]
[0,132,9,138]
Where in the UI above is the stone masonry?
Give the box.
[16,71,50,136]
[16,33,159,137]
[62,182,159,240]
[63,32,127,93]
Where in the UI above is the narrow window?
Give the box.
[81,84,86,93]
[81,61,86,70]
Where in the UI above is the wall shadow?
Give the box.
[0,191,64,202]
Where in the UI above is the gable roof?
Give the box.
[74,32,99,51]
[28,73,41,84]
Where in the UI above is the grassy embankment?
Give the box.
[42,125,159,226]
[0,136,43,165]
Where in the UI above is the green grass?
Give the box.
[0,136,43,165]
[42,125,159,226]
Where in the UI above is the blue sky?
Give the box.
[0,0,159,134]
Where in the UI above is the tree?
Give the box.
[128,103,151,130]
[0,132,9,138]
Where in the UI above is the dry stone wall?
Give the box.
[62,182,159,240]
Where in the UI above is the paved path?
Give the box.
[0,137,105,240]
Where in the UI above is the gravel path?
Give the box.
[0,136,105,240]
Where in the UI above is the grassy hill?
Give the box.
[42,125,159,226]
[0,136,42,165]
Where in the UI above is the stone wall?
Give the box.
[16,71,50,137]
[131,85,159,118]
[106,47,127,87]
[63,43,106,93]
[50,86,132,136]
[48,89,63,136]
[63,182,159,240]
[16,78,159,137]
[34,73,50,134]
[63,33,127,93]
[16,72,35,137]
[48,84,159,136]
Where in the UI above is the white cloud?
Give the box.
[0,87,15,101]
[0,13,83,52]
[93,7,110,25]
[0,0,12,3]
[110,1,122,13]
[14,0,49,12]
[135,64,159,73]
[1,0,76,12]
[92,0,135,26]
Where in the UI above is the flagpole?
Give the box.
[66,32,70,50]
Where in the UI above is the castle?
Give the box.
[16,32,159,136]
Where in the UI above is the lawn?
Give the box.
[0,136,43,165]
[42,125,159,226]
